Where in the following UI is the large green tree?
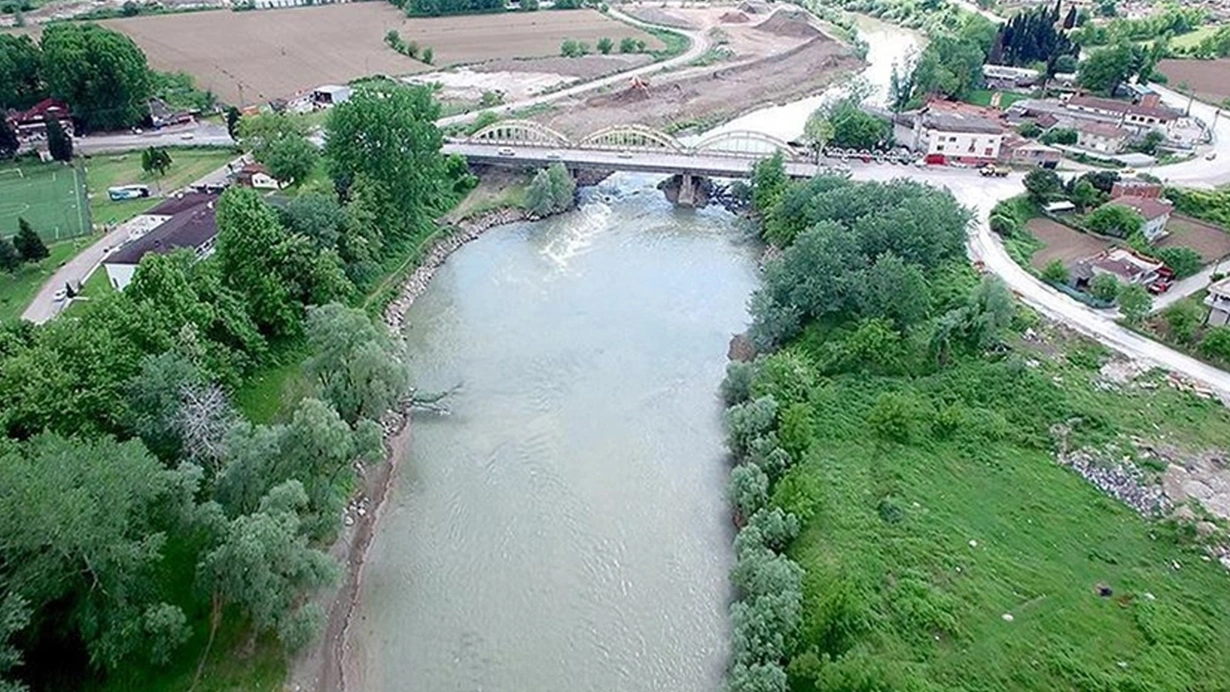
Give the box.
[324,82,446,241]
[0,34,43,111]
[1077,42,1140,96]
[303,303,410,425]
[39,23,151,131]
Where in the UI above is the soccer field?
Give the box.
[0,161,91,243]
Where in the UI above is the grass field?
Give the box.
[772,322,1230,690]
[0,239,92,323]
[0,161,91,243]
[1171,23,1224,50]
[965,89,1030,109]
[83,147,238,226]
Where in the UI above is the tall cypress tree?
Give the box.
[45,119,72,162]
[14,218,49,263]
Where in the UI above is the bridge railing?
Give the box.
[461,124,804,161]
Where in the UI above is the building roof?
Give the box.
[1209,276,1230,300]
[1084,247,1164,283]
[1106,195,1174,222]
[106,193,219,266]
[1067,95,1181,122]
[1076,121,1129,139]
[314,84,351,95]
[9,98,71,126]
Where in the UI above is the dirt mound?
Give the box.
[739,1,769,13]
[755,10,821,38]
[720,11,750,23]
[621,6,698,29]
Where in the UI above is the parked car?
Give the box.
[618,148,633,159]
[180,132,194,140]
[980,164,1009,177]
[497,146,515,157]
[1148,280,1172,295]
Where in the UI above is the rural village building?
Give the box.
[1111,180,1164,200]
[898,102,1004,164]
[1074,121,1130,154]
[312,85,353,107]
[982,64,1041,89]
[1104,195,1175,242]
[148,98,196,129]
[1205,277,1230,327]
[1001,138,1062,167]
[102,193,219,291]
[5,98,73,144]
[1065,94,1182,134]
[1075,247,1166,287]
[235,162,283,189]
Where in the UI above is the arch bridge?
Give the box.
[465,122,801,160]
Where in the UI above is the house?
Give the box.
[1074,121,1130,154]
[5,98,73,143]
[148,97,196,129]
[1065,94,1182,133]
[1104,195,1174,241]
[1111,180,1163,200]
[1205,277,1230,326]
[102,193,219,290]
[1074,247,1165,287]
[235,162,282,189]
[1003,139,1062,167]
[982,64,1041,89]
[312,84,352,107]
[903,102,1004,164]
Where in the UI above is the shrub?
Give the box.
[1041,259,1069,284]
[729,462,770,520]
[560,38,580,57]
[1152,246,1203,279]
[1017,121,1042,138]
[1041,127,1078,145]
[1200,326,1230,363]
[721,360,757,406]
[1089,273,1120,302]
[597,36,613,54]
[726,396,779,458]
[1084,204,1143,238]
[1162,300,1204,345]
[1117,283,1151,324]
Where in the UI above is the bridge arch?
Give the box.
[692,130,798,159]
[575,125,685,153]
[467,119,571,147]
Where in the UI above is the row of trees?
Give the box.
[0,82,468,691]
[560,36,624,57]
[804,90,893,152]
[0,218,49,273]
[0,24,152,131]
[384,30,435,64]
[986,1,1078,74]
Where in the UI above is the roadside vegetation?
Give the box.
[726,154,1230,692]
[84,147,240,226]
[0,81,478,692]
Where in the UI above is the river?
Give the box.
[348,16,921,692]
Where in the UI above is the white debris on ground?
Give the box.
[1057,449,1172,517]
[1098,358,1149,385]
[402,68,575,104]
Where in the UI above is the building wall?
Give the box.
[1143,215,1168,241]
[1077,132,1125,153]
[104,263,138,291]
[923,129,1002,160]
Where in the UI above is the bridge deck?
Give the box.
[443,143,820,179]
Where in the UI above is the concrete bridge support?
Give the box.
[658,173,714,208]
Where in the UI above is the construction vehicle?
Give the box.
[980,164,1009,177]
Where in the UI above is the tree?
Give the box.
[561,38,581,57]
[0,236,19,273]
[597,37,613,54]
[729,463,769,521]
[141,146,172,177]
[224,106,241,139]
[725,395,779,459]
[45,117,71,162]
[1152,246,1202,279]
[0,594,30,692]
[422,47,434,65]
[1041,259,1069,284]
[263,134,318,186]
[1078,42,1139,95]
[324,82,446,242]
[303,303,410,425]
[12,218,47,263]
[1041,127,1078,146]
[1090,273,1121,302]
[1133,130,1165,156]
[0,434,196,672]
[0,120,18,159]
[0,34,45,111]
[1017,121,1042,138]
[197,481,338,652]
[214,188,301,335]
[856,253,929,330]
[1117,282,1151,323]
[39,24,152,130]
[1069,178,1101,211]
[1024,168,1063,203]
[908,33,987,100]
[546,161,575,211]
[619,37,639,53]
[1084,204,1143,238]
[751,152,788,218]
[1163,299,1204,345]
[812,97,891,151]
[803,113,835,159]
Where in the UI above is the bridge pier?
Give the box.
[658,174,714,208]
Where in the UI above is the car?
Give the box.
[618,148,633,159]
[546,151,562,160]
[53,288,68,302]
[913,158,928,168]
[497,146,515,157]
[1207,152,1218,161]
[180,132,194,140]
[1148,280,1172,295]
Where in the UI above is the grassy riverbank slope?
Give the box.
[725,164,1230,692]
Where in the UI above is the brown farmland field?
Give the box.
[99,5,661,105]
[1026,217,1111,270]
[1158,59,1230,104]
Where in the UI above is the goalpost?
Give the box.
[0,168,23,180]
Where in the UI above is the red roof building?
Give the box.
[6,98,73,141]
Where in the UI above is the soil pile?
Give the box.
[739,0,768,13]
[755,10,821,39]
[720,11,750,23]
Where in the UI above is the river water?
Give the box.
[349,16,920,692]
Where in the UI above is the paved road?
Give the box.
[442,141,826,177]
[21,154,249,324]
[74,121,235,155]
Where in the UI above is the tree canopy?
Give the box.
[39,23,151,130]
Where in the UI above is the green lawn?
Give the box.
[965,89,1031,109]
[1172,23,1225,50]
[0,160,91,242]
[83,147,239,226]
[0,239,93,324]
[775,324,1230,690]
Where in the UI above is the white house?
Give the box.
[236,162,283,190]
[1074,121,1130,154]
[312,84,352,107]
[102,193,219,291]
[1205,277,1230,326]
[982,64,1041,89]
[1105,195,1174,242]
[909,110,1004,164]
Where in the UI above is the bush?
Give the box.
[597,36,613,54]
[1041,127,1078,145]
[1089,273,1120,302]
[619,36,640,53]
[1017,122,1042,138]
[1152,246,1203,279]
[726,396,779,458]
[1162,300,1204,345]
[1200,326,1230,363]
[1117,283,1152,324]
[729,462,770,520]
[721,360,757,406]
[560,38,581,57]
[1041,259,1069,284]
[1084,205,1143,238]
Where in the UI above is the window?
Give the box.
[950,136,958,142]
[984,147,994,156]
[936,144,945,151]
[967,140,976,153]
